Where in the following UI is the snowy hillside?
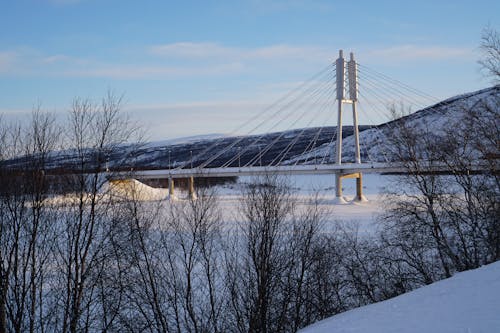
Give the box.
[2,85,498,171]
[2,126,368,171]
[107,84,499,168]
[299,261,500,333]
[144,133,226,148]
[345,85,499,162]
[291,85,499,164]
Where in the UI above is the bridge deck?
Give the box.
[127,163,406,179]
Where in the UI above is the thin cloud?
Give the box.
[0,107,31,116]
[150,42,330,62]
[1,42,330,79]
[249,0,333,13]
[47,0,83,5]
[249,44,326,60]
[366,45,473,62]
[0,49,92,76]
[128,99,267,111]
[151,42,236,58]
[125,100,272,139]
[0,42,475,80]
[42,54,72,64]
[0,51,17,73]
[63,62,246,79]
[0,47,246,79]
[0,42,334,80]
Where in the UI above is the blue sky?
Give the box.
[0,0,498,140]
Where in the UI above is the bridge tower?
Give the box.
[334,50,364,202]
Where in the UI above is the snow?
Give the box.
[105,178,168,201]
[299,261,500,333]
[144,133,226,148]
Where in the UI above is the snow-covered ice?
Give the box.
[207,173,390,232]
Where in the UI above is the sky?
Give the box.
[0,0,498,140]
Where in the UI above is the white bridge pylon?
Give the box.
[334,49,365,202]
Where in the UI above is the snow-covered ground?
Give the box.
[299,260,500,333]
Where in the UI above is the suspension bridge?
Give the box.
[119,50,443,201]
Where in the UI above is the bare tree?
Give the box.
[479,26,500,82]
[165,188,225,333]
[226,175,326,333]
[384,119,458,278]
[286,194,326,331]
[438,95,500,265]
[0,109,60,333]
[380,90,500,288]
[0,115,9,333]
[113,184,227,333]
[106,185,171,332]
[52,92,141,333]
[235,175,295,333]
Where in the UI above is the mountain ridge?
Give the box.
[2,85,498,171]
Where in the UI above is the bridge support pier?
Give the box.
[356,174,364,201]
[188,176,197,200]
[168,177,175,199]
[335,174,344,201]
[335,172,366,203]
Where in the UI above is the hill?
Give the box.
[299,261,500,333]
[2,85,498,172]
[291,85,499,164]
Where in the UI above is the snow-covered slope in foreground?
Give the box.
[300,261,500,333]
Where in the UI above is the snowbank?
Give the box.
[106,179,168,201]
[299,261,500,333]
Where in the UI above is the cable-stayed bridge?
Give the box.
[118,50,447,201]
